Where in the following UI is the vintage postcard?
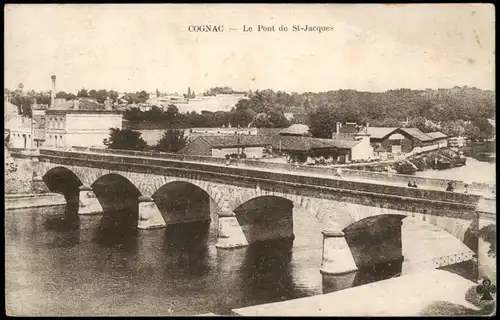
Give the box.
[4,3,496,316]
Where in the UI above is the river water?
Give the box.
[5,203,474,316]
[416,157,495,185]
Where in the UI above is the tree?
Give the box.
[154,129,187,153]
[474,117,494,140]
[308,104,336,138]
[166,104,179,119]
[464,122,481,141]
[136,90,149,103]
[409,116,428,132]
[107,90,119,101]
[268,109,290,128]
[253,113,271,128]
[144,106,164,122]
[370,118,404,127]
[56,91,76,100]
[123,107,142,123]
[103,128,148,151]
[230,108,256,128]
[77,88,89,97]
[10,93,32,118]
[88,89,97,99]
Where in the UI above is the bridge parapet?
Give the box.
[61,147,494,194]
[38,148,481,208]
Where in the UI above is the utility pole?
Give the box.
[236,126,240,159]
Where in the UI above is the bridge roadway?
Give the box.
[43,146,494,198]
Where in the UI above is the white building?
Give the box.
[6,116,35,149]
[4,100,37,149]
[45,101,122,148]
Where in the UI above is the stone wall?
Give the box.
[4,158,35,194]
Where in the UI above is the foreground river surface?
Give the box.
[6,204,475,316]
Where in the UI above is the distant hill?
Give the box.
[260,87,494,126]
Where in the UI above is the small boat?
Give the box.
[436,159,453,170]
[454,157,467,167]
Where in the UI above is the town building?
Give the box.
[45,98,122,148]
[271,124,374,164]
[4,100,19,138]
[448,136,467,148]
[179,135,272,159]
[185,127,258,142]
[32,102,49,148]
[6,75,123,149]
[426,132,449,148]
[4,99,38,149]
[276,135,364,164]
[367,127,448,154]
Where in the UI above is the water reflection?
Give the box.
[322,260,403,294]
[213,238,300,315]
[240,239,295,301]
[6,205,477,316]
[161,221,212,277]
[94,212,139,250]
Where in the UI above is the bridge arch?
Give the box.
[232,195,296,243]
[342,214,407,268]
[42,166,83,196]
[151,181,217,225]
[91,173,143,227]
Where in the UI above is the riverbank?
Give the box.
[5,193,66,210]
[231,269,494,316]
[5,155,60,210]
[347,148,466,175]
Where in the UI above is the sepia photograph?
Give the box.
[4,3,496,316]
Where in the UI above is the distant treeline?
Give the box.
[202,87,249,96]
[7,85,495,141]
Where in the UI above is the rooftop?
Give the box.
[426,131,448,139]
[366,127,399,139]
[280,124,310,136]
[277,135,360,151]
[367,126,447,142]
[399,128,435,142]
[50,98,106,112]
[199,135,272,148]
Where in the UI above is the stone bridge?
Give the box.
[31,148,483,275]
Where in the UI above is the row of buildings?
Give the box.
[178,122,449,164]
[5,75,450,166]
[5,75,123,150]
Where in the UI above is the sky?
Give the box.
[4,4,495,94]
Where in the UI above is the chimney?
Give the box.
[336,122,341,137]
[50,75,56,108]
[104,97,112,110]
[74,99,79,110]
